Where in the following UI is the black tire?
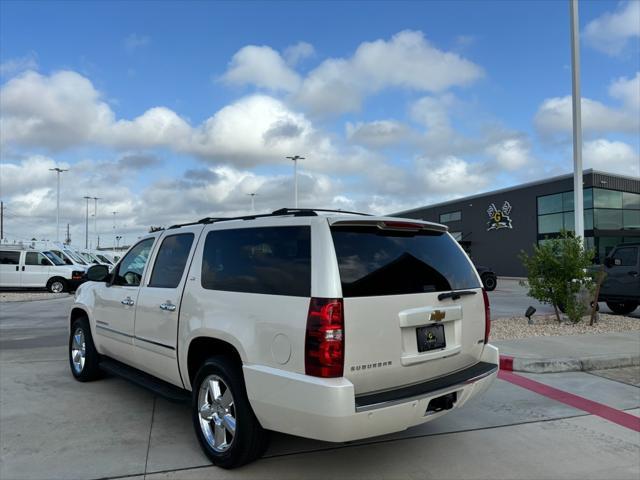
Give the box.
[69,317,102,381]
[606,301,638,315]
[47,277,68,293]
[192,357,269,469]
[482,274,497,291]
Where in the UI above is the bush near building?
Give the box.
[520,230,595,323]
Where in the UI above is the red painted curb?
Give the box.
[499,355,514,372]
[498,369,640,432]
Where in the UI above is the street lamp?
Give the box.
[49,167,68,242]
[247,193,257,213]
[115,235,122,248]
[286,155,305,208]
[93,197,100,249]
[83,196,91,249]
[112,211,118,255]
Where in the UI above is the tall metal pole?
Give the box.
[83,196,91,249]
[0,201,3,241]
[286,155,305,208]
[49,167,68,242]
[247,193,257,213]
[93,197,99,249]
[112,211,117,255]
[570,0,584,245]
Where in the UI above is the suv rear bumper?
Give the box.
[244,344,499,443]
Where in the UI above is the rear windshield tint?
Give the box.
[331,226,480,297]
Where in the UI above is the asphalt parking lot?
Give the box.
[1,291,639,480]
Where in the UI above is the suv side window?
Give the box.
[148,233,195,288]
[612,247,638,267]
[113,238,155,287]
[0,251,20,264]
[25,252,52,266]
[201,226,311,297]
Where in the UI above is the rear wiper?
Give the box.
[438,290,478,301]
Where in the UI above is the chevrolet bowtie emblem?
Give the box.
[430,310,446,322]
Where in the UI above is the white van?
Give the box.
[49,248,90,270]
[0,248,85,292]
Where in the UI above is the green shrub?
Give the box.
[520,230,595,323]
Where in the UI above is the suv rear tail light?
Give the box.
[305,298,344,378]
[482,289,490,344]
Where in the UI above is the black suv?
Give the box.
[598,243,640,315]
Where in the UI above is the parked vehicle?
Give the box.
[597,243,640,315]
[49,247,90,270]
[0,247,85,292]
[93,252,115,266]
[475,265,497,291]
[68,208,498,468]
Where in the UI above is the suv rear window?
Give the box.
[201,226,311,297]
[331,226,480,297]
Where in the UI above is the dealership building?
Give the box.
[395,170,640,277]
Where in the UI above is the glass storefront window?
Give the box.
[563,211,575,231]
[594,209,623,230]
[562,191,574,211]
[538,213,564,234]
[623,210,640,229]
[584,209,594,230]
[538,194,563,215]
[594,189,623,209]
[623,192,640,210]
[583,188,593,209]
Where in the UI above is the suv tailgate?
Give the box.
[329,219,486,396]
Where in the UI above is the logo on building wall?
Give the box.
[487,201,513,231]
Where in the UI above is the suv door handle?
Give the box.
[121,297,134,306]
[629,271,638,277]
[159,302,176,312]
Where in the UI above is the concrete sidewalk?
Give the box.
[494,331,640,373]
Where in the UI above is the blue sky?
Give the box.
[0,0,638,245]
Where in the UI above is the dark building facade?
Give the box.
[395,170,640,277]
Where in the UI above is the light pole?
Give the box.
[83,196,91,249]
[286,155,305,208]
[247,193,257,213]
[570,0,584,245]
[93,197,100,249]
[115,235,122,249]
[49,167,68,242]
[112,211,118,255]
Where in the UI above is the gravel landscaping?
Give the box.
[491,313,640,340]
[0,291,72,302]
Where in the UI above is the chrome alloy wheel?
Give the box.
[71,327,86,374]
[198,375,236,452]
[50,281,64,293]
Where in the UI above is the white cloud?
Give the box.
[124,33,151,53]
[0,70,362,171]
[221,45,301,92]
[583,139,640,176]
[584,1,640,56]
[485,137,532,171]
[0,52,38,77]
[609,71,640,110]
[296,30,483,115]
[284,42,315,65]
[0,70,114,150]
[346,120,411,147]
[417,156,489,196]
[534,95,639,138]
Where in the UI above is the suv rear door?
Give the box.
[133,226,202,386]
[329,219,486,396]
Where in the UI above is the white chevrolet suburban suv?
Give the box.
[69,208,498,468]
